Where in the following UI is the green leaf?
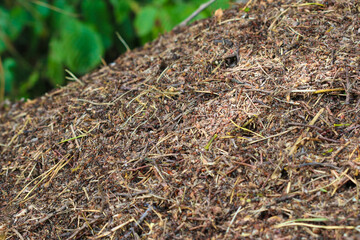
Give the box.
[135,6,158,36]
[81,0,113,48]
[48,38,64,62]
[59,20,104,74]
[153,0,169,5]
[169,3,196,24]
[9,7,29,39]
[0,6,29,53]
[3,58,16,94]
[158,7,174,31]
[210,0,231,10]
[19,70,39,96]
[34,1,51,17]
[110,0,131,23]
[50,1,76,31]
[47,57,64,86]
[47,38,65,86]
[0,7,10,35]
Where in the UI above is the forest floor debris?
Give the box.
[1,0,360,239]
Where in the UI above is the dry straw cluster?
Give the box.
[1,0,360,239]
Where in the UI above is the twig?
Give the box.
[298,162,339,169]
[31,0,78,17]
[275,222,355,230]
[76,98,114,106]
[117,190,149,198]
[70,124,81,150]
[331,141,351,160]
[65,69,85,86]
[121,205,154,239]
[269,8,289,31]
[289,88,344,94]
[224,205,243,238]
[177,0,217,27]
[287,122,322,131]
[288,108,324,155]
[116,32,130,52]
[2,116,31,153]
[12,228,24,240]
[66,219,99,240]
[345,67,351,105]
[317,135,340,143]
[27,205,68,226]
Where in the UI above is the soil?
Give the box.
[1,0,360,239]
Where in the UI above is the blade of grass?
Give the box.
[230,119,265,139]
[204,133,218,150]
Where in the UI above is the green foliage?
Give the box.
[3,58,16,94]
[0,0,233,100]
[81,0,113,48]
[58,18,104,74]
[135,6,158,37]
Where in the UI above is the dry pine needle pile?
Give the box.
[1,0,360,239]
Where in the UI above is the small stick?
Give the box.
[224,205,243,238]
[177,0,217,27]
[30,205,68,226]
[116,32,130,52]
[317,135,340,143]
[298,162,339,169]
[121,205,154,239]
[66,219,98,240]
[65,69,84,86]
[287,122,322,131]
[70,125,81,150]
[12,229,24,240]
[345,67,351,105]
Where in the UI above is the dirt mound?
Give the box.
[1,0,360,239]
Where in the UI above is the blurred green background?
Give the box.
[0,0,235,102]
